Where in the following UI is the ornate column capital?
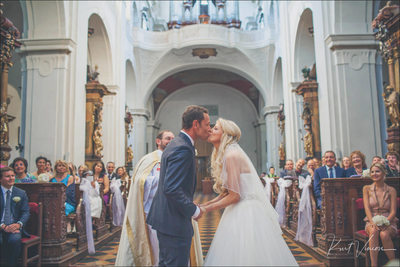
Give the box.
[130,108,150,120]
[263,105,280,117]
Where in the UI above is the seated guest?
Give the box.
[68,162,80,184]
[385,151,400,177]
[50,160,76,216]
[363,163,398,266]
[346,150,368,177]
[78,164,88,178]
[372,155,382,165]
[306,159,316,177]
[0,167,30,266]
[341,156,351,170]
[10,157,37,183]
[93,161,110,204]
[295,159,310,178]
[106,161,117,180]
[280,159,295,177]
[313,157,322,168]
[31,156,50,179]
[313,151,346,209]
[116,166,129,182]
[45,159,53,174]
[260,172,267,178]
[267,166,278,178]
[80,169,102,219]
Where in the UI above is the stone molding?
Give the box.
[18,38,76,54]
[263,105,280,117]
[325,34,378,51]
[130,108,150,120]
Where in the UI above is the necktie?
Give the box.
[4,190,12,225]
[328,168,334,178]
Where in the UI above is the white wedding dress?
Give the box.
[204,144,298,266]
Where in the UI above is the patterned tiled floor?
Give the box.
[74,193,323,266]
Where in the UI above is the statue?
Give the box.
[277,105,285,136]
[303,131,314,157]
[126,145,134,163]
[87,65,99,83]
[0,103,8,145]
[301,102,312,130]
[279,142,286,161]
[383,85,400,129]
[93,125,103,158]
[302,66,311,80]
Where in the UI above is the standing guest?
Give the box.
[10,157,37,183]
[45,159,53,174]
[295,159,310,178]
[78,164,89,178]
[116,130,175,266]
[68,162,80,184]
[306,159,316,177]
[31,156,49,178]
[363,163,398,266]
[50,160,76,216]
[372,156,382,165]
[313,151,346,209]
[267,167,278,178]
[280,160,295,177]
[313,157,322,168]
[346,150,368,177]
[341,156,351,170]
[106,162,117,180]
[385,151,400,177]
[93,161,110,204]
[0,167,30,266]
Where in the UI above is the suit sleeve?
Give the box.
[19,191,30,226]
[162,147,197,218]
[313,169,321,200]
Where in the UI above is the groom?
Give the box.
[147,105,210,266]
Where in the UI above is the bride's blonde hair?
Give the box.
[211,118,241,194]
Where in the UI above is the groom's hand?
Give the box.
[194,206,205,221]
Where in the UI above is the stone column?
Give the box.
[130,108,149,168]
[147,120,161,153]
[253,119,266,173]
[263,105,280,170]
[325,34,382,160]
[18,38,76,168]
[85,82,115,169]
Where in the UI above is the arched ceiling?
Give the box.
[152,68,261,115]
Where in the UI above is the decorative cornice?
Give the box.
[17,38,76,55]
[325,34,378,51]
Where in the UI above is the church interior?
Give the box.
[0,0,399,266]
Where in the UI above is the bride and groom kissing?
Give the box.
[144,105,297,266]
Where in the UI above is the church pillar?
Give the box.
[18,38,76,168]
[102,85,120,165]
[147,120,161,153]
[130,108,149,168]
[325,34,382,159]
[263,105,280,171]
[84,82,115,169]
[253,119,266,173]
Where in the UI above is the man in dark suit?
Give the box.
[313,151,346,209]
[147,105,211,266]
[0,167,30,266]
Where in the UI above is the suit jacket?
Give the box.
[313,166,346,201]
[0,186,30,230]
[345,167,367,177]
[146,132,197,238]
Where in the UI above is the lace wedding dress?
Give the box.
[204,144,298,266]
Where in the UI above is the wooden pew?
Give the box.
[15,183,74,265]
[93,184,108,239]
[316,177,400,266]
[68,183,87,250]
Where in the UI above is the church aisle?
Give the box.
[73,193,323,266]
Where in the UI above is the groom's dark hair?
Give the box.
[182,105,209,130]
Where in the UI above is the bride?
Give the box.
[201,118,298,266]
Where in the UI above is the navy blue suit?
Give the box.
[313,166,346,209]
[147,132,197,266]
[0,186,30,266]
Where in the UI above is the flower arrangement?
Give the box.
[372,215,390,226]
[38,173,50,183]
[12,196,21,203]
